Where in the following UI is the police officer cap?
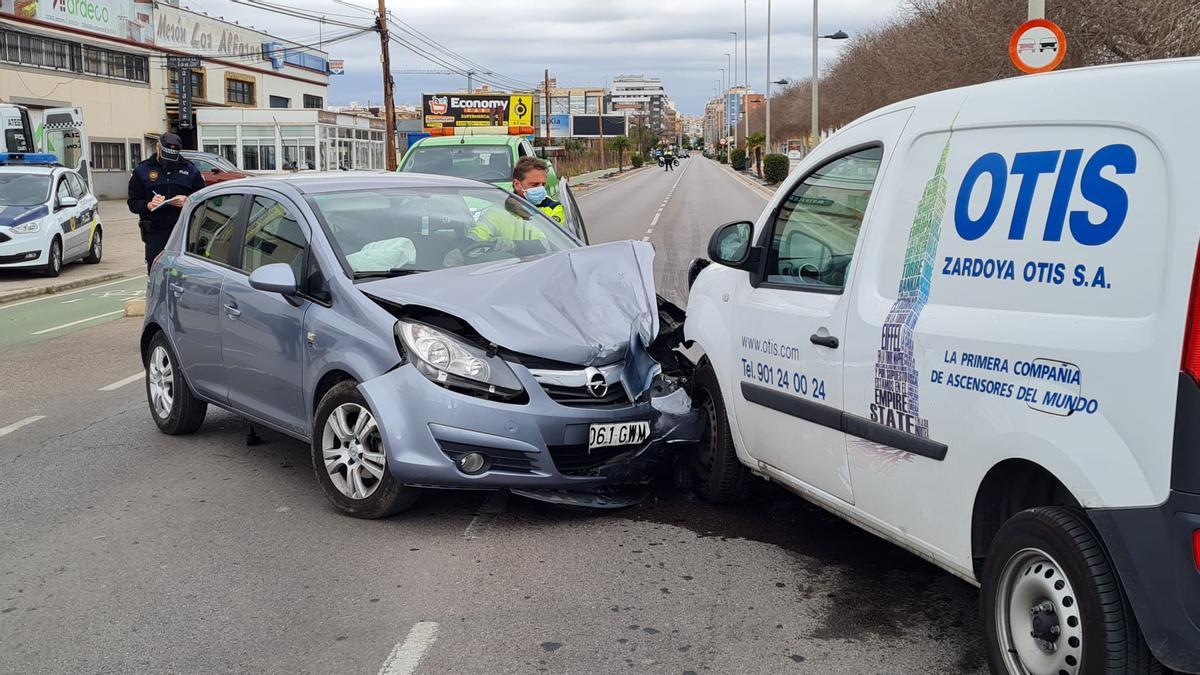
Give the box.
[159,133,183,161]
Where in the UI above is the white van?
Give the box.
[684,57,1200,674]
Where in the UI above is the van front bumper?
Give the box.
[358,363,703,496]
[1089,489,1200,673]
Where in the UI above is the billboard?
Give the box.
[570,115,627,138]
[422,94,535,130]
[1,0,153,42]
[535,114,570,138]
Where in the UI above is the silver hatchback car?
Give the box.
[140,172,701,518]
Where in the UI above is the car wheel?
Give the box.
[43,237,62,277]
[83,226,102,264]
[689,363,750,503]
[981,507,1162,675]
[146,331,207,434]
[311,381,419,519]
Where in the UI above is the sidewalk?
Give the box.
[0,200,145,305]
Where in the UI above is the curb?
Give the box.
[0,271,130,306]
[715,161,778,199]
[570,165,649,191]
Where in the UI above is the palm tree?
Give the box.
[607,136,631,171]
[746,132,766,177]
[629,124,655,157]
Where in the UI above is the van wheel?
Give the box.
[689,363,750,503]
[146,331,207,434]
[311,381,419,519]
[981,507,1161,675]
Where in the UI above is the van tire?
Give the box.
[981,506,1161,675]
[689,363,750,504]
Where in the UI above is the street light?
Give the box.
[729,31,738,89]
[811,0,849,147]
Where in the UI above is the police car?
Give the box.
[685,58,1200,673]
[0,153,102,277]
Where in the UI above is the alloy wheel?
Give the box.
[321,403,386,500]
[91,230,102,259]
[147,346,174,419]
[994,547,1084,675]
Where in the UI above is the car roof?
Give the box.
[205,170,497,195]
[0,165,60,176]
[414,135,521,148]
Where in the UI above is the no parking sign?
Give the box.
[1009,18,1067,74]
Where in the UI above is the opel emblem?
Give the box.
[584,367,608,399]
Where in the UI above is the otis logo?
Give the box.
[954,144,1137,247]
[427,96,449,115]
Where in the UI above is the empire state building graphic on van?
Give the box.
[871,136,953,439]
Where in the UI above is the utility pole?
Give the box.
[766,0,772,154]
[543,69,552,148]
[743,0,749,146]
[1028,0,1045,19]
[811,0,819,148]
[376,0,396,170]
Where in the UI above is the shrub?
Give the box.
[630,152,644,169]
[717,152,728,164]
[730,148,747,171]
[763,153,790,184]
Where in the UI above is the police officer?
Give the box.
[511,156,564,225]
[127,133,205,271]
[662,147,676,171]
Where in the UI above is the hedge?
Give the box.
[730,148,747,171]
[630,153,644,168]
[764,153,789,184]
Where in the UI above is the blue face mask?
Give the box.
[524,186,547,205]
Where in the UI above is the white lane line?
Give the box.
[649,212,662,229]
[0,415,45,438]
[32,309,125,335]
[377,621,440,675]
[646,228,653,234]
[0,275,147,311]
[642,236,650,241]
[463,490,509,540]
[99,371,145,392]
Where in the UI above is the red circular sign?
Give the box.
[1009,18,1067,74]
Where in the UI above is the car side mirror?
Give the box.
[57,195,78,209]
[707,220,756,271]
[248,263,298,296]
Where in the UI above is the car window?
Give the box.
[191,158,215,172]
[310,185,579,275]
[240,196,306,281]
[516,142,529,158]
[399,145,514,183]
[186,194,244,264]
[304,253,332,304]
[55,178,71,206]
[66,173,86,198]
[764,146,883,291]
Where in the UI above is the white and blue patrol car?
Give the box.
[0,153,102,277]
[686,57,1200,673]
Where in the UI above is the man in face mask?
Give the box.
[510,156,564,226]
[127,132,206,272]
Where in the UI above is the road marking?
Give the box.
[642,236,650,241]
[649,213,662,229]
[573,167,650,199]
[377,621,440,675]
[0,415,45,438]
[646,228,653,234]
[464,490,508,540]
[0,275,147,311]
[99,371,145,392]
[32,309,124,335]
[61,298,81,304]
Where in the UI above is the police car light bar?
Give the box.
[0,152,61,166]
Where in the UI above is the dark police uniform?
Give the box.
[127,144,206,270]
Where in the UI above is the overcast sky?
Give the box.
[182,0,908,115]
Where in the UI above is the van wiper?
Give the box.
[352,268,427,279]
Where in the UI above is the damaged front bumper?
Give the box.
[358,360,704,496]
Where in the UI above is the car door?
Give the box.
[729,140,893,504]
[50,174,85,259]
[220,192,311,435]
[168,193,246,403]
[65,173,96,251]
[558,181,589,244]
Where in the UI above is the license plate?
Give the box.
[588,421,651,450]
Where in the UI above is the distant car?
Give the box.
[398,134,588,243]
[180,151,252,186]
[141,172,700,519]
[679,150,691,159]
[0,158,102,277]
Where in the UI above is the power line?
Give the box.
[385,17,533,90]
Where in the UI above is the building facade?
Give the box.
[0,0,331,197]
[609,74,670,136]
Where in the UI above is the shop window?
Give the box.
[241,126,276,171]
[91,142,126,171]
[303,95,324,109]
[226,77,256,106]
[281,127,316,171]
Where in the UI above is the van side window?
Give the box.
[66,173,86,197]
[764,146,883,291]
[239,196,306,281]
[186,194,243,264]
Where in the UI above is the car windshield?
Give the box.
[310,186,579,277]
[0,173,50,207]
[399,145,514,183]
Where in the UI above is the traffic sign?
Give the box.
[1009,18,1066,74]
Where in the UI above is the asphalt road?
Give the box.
[0,159,983,675]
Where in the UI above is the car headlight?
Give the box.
[12,219,41,234]
[396,320,523,399]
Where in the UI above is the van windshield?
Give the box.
[399,145,513,183]
[0,173,50,207]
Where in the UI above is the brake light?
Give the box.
[1194,529,1200,572]
[1183,244,1200,382]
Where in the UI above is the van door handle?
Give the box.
[809,334,839,349]
[223,302,241,318]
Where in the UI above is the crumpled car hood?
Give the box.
[359,240,659,366]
